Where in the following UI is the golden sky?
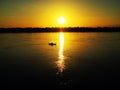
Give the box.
[0,0,120,27]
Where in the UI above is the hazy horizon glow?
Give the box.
[0,0,120,27]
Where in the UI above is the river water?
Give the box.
[0,32,120,89]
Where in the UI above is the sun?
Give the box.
[58,17,66,24]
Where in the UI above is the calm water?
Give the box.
[0,32,120,89]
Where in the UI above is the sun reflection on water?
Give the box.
[56,32,65,73]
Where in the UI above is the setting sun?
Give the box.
[58,17,66,25]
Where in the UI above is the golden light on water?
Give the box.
[56,32,65,73]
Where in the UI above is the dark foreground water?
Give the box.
[0,32,120,89]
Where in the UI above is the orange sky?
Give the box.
[0,0,120,27]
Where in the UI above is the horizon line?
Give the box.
[0,26,120,28]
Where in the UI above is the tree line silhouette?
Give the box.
[0,27,120,33]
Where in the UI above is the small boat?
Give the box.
[48,42,56,45]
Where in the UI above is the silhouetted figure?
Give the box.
[48,42,56,46]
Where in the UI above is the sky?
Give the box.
[0,0,120,27]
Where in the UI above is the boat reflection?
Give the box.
[56,32,65,74]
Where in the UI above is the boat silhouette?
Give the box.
[48,42,56,45]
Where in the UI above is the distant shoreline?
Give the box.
[0,27,120,33]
